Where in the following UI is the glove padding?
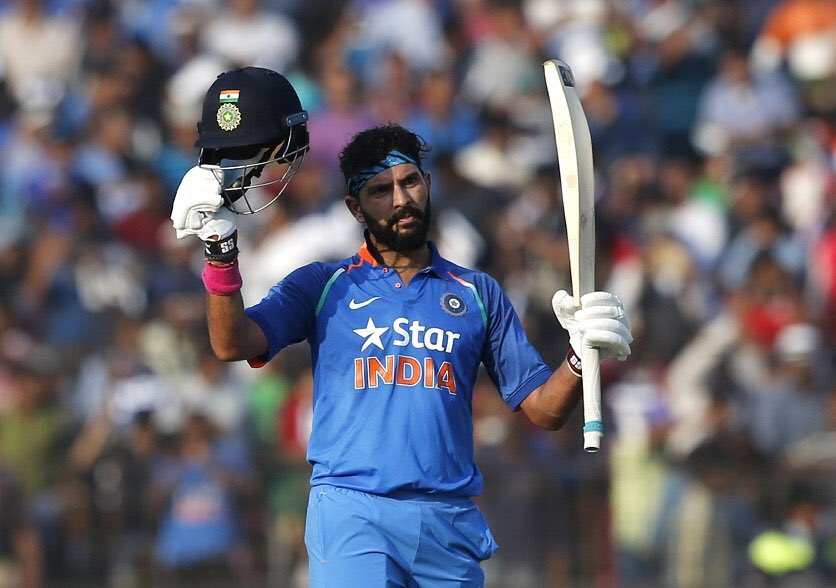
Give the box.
[552,290,632,361]
[171,165,237,241]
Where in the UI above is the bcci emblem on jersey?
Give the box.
[441,293,466,317]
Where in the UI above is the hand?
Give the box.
[552,290,632,361]
[171,166,236,241]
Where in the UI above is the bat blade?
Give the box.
[544,60,595,303]
[543,59,603,452]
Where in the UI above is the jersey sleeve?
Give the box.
[477,275,552,410]
[244,262,333,365]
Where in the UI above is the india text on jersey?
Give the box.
[352,317,461,395]
[354,355,457,394]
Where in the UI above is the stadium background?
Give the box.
[0,0,833,586]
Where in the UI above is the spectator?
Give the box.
[67,409,160,587]
[0,0,82,119]
[716,206,807,293]
[750,0,836,83]
[458,0,541,111]
[267,370,315,585]
[305,60,376,173]
[404,67,482,169]
[608,376,672,588]
[692,46,801,175]
[0,463,43,588]
[654,436,761,588]
[0,364,68,500]
[748,482,833,586]
[201,0,300,73]
[639,1,715,158]
[665,251,808,458]
[151,412,255,587]
[747,322,831,457]
[350,0,447,79]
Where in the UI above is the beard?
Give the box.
[362,198,432,253]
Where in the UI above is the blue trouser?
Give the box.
[305,485,498,587]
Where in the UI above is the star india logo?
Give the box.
[353,317,461,353]
[353,318,389,351]
[351,316,460,394]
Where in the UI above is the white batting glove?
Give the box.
[170,165,236,241]
[552,290,632,361]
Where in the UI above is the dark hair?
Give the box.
[338,123,430,187]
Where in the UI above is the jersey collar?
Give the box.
[355,232,451,280]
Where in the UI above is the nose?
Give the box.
[392,182,414,208]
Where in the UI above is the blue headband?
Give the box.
[347,150,421,196]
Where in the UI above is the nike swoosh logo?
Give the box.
[349,296,381,310]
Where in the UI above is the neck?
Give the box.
[366,235,431,282]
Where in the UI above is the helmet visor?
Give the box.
[199,125,308,214]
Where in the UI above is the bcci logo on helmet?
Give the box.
[217,103,242,131]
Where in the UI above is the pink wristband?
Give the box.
[202,261,243,296]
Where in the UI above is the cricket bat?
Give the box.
[543,59,603,452]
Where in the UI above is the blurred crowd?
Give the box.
[0,0,834,587]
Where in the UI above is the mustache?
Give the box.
[389,206,425,226]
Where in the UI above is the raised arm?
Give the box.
[171,165,269,362]
[519,361,583,430]
[520,290,632,430]
[205,286,268,362]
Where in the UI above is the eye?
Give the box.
[367,184,390,197]
[403,174,420,187]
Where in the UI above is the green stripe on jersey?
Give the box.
[448,272,487,327]
[315,268,345,316]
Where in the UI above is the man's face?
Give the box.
[350,163,432,252]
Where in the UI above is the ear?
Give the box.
[345,195,365,224]
[424,171,432,194]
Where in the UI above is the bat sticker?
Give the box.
[558,65,575,87]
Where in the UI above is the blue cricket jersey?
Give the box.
[244,240,552,498]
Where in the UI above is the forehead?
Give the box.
[363,163,422,188]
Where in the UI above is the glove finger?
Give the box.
[182,165,223,189]
[577,308,632,333]
[186,210,204,231]
[582,329,632,357]
[579,292,631,330]
[575,304,626,322]
[174,166,224,206]
[580,291,623,309]
[552,289,577,319]
[184,205,225,230]
[190,202,224,215]
[171,202,188,228]
[579,318,633,344]
[198,216,237,241]
[174,228,192,239]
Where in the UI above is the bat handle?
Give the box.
[581,346,603,452]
